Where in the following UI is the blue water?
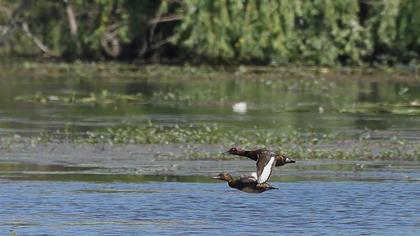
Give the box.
[1,180,419,235]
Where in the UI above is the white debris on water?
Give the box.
[232,102,247,114]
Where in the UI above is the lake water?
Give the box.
[1,64,420,235]
[1,65,420,139]
[1,179,419,235]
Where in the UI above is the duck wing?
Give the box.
[240,172,258,180]
[256,151,277,184]
[238,175,258,184]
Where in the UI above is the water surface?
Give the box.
[1,162,419,235]
[1,180,419,235]
[1,65,420,235]
[2,67,420,139]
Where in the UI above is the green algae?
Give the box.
[1,123,419,161]
[14,90,144,105]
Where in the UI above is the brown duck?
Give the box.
[212,172,277,193]
[225,147,295,184]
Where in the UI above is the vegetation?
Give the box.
[14,90,420,115]
[0,0,420,65]
[338,101,420,115]
[14,90,144,105]
[2,122,419,161]
[80,124,420,161]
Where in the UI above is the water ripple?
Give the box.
[0,181,419,235]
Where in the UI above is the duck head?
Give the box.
[224,147,241,155]
[212,172,233,182]
[276,154,296,166]
[284,156,296,164]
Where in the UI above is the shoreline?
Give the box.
[1,61,420,82]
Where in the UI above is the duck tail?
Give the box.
[267,184,278,190]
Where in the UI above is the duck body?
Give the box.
[225,147,295,184]
[213,172,277,193]
[226,148,295,167]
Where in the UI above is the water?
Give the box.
[1,180,419,235]
[1,64,420,235]
[0,162,419,235]
[2,66,420,139]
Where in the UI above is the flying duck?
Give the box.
[225,147,295,185]
[212,172,277,193]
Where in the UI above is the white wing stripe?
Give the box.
[250,172,258,180]
[258,156,276,183]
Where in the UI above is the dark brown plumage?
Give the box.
[212,172,277,193]
[225,147,295,167]
[225,147,295,184]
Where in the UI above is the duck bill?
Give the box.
[285,157,296,163]
[211,176,222,180]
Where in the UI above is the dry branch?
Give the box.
[65,2,78,36]
[21,22,57,57]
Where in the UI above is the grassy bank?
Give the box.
[2,60,420,81]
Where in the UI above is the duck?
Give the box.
[224,147,295,185]
[212,172,277,193]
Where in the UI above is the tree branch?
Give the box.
[0,0,31,45]
[149,15,183,24]
[21,22,57,57]
[62,0,78,36]
[101,23,121,58]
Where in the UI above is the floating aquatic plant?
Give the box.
[14,90,144,105]
[2,122,418,161]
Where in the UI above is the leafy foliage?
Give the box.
[0,0,419,64]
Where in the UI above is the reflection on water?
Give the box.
[0,181,419,235]
[2,71,420,139]
[1,162,420,183]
